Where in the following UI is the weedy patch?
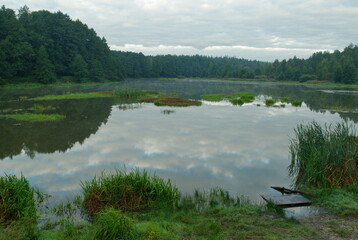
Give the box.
[81,169,180,217]
[289,121,357,188]
[0,174,40,224]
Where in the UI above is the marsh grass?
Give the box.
[201,94,225,101]
[265,98,278,107]
[289,121,358,188]
[114,87,148,99]
[32,92,113,101]
[1,113,65,122]
[141,96,201,107]
[81,169,180,217]
[0,174,39,224]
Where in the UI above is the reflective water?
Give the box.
[0,79,357,203]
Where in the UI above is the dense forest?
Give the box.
[265,44,358,84]
[0,6,357,85]
[111,51,266,79]
[0,5,124,85]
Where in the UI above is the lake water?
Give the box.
[0,79,357,204]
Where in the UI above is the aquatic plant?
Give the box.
[288,121,358,188]
[0,174,38,223]
[291,100,302,107]
[114,87,150,99]
[93,208,138,240]
[265,98,277,107]
[201,94,225,102]
[280,97,291,103]
[229,98,244,106]
[32,92,113,100]
[238,92,256,103]
[1,113,65,122]
[141,96,201,107]
[81,169,180,217]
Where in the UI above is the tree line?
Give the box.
[265,44,358,84]
[0,5,124,85]
[1,6,357,85]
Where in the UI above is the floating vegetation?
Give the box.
[161,109,175,115]
[289,121,358,188]
[229,98,244,106]
[291,100,302,107]
[280,97,291,103]
[141,96,201,107]
[201,94,225,102]
[265,98,277,107]
[81,169,180,217]
[201,92,257,106]
[31,92,113,101]
[113,87,148,99]
[1,113,65,122]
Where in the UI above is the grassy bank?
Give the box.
[0,171,317,240]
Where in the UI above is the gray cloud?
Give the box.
[3,0,358,60]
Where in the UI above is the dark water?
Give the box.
[0,79,357,203]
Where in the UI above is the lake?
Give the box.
[0,79,357,204]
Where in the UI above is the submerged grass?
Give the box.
[0,113,65,122]
[288,121,358,188]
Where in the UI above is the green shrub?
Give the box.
[229,98,244,106]
[238,92,256,103]
[93,208,138,240]
[0,174,38,224]
[289,121,358,188]
[81,169,180,217]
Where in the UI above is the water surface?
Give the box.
[0,79,357,203]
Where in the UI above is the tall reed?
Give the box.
[288,121,358,188]
[0,174,38,223]
[81,169,180,217]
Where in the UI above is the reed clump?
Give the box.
[81,169,180,217]
[0,174,38,224]
[288,121,358,188]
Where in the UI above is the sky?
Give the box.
[3,0,358,61]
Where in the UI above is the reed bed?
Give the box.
[0,174,38,223]
[81,169,180,217]
[288,121,358,188]
[113,87,148,99]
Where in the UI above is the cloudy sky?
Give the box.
[3,0,358,61]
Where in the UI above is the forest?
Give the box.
[0,5,357,85]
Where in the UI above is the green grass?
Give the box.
[1,113,65,122]
[201,94,225,101]
[113,87,149,99]
[291,100,302,107]
[0,174,39,224]
[289,121,358,188]
[265,98,278,106]
[81,169,180,217]
[31,92,113,101]
[310,185,358,216]
[93,208,138,240]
